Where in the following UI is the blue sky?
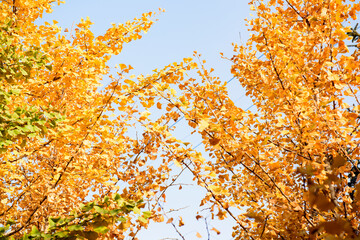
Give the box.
[39,1,253,239]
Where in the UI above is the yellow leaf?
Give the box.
[198,119,209,131]
[170,88,177,96]
[119,63,127,70]
[140,111,151,119]
[208,185,222,194]
[208,172,217,178]
[173,159,182,168]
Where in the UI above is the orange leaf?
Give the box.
[179,217,184,227]
[211,227,220,235]
[209,138,220,146]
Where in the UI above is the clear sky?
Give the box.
[39,1,253,239]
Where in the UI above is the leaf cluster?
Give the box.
[0,20,62,152]
[0,195,151,240]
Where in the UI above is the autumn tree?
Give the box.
[3,0,360,239]
[0,1,159,239]
[157,0,360,239]
[121,0,360,239]
[226,0,360,238]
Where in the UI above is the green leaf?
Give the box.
[20,233,29,240]
[93,226,109,234]
[49,216,61,226]
[94,205,109,214]
[142,211,152,219]
[68,224,84,231]
[30,226,40,237]
[81,202,94,212]
[133,206,141,214]
[42,233,53,240]
[64,216,75,224]
[113,193,121,201]
[54,231,69,238]
[28,132,37,138]
[109,209,121,216]
[19,67,28,76]
[6,219,15,226]
[138,216,148,223]
[10,88,20,95]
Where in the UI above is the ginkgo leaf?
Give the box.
[173,159,182,168]
[209,137,220,146]
[332,154,347,169]
[93,226,109,234]
[208,185,222,194]
[179,217,185,227]
[166,217,173,224]
[198,119,209,131]
[211,227,220,235]
[140,110,151,119]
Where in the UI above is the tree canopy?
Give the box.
[1,0,360,239]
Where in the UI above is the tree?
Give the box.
[166,0,360,238]
[119,0,360,238]
[0,1,156,239]
[3,0,360,239]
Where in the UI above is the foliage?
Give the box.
[0,1,157,239]
[0,194,150,240]
[224,0,360,238]
[191,0,360,239]
[0,20,62,152]
[3,0,360,239]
